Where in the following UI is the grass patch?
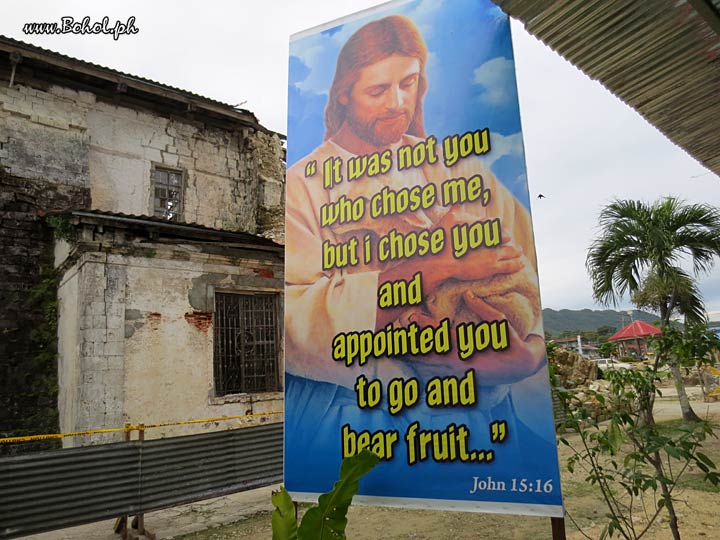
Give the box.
[562,478,599,498]
[678,472,720,493]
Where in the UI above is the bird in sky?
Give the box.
[537,193,546,199]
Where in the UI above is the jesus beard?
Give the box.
[346,107,414,147]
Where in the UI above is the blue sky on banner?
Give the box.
[288,0,531,208]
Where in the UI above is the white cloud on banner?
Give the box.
[293,0,446,96]
[484,131,524,167]
[473,57,516,106]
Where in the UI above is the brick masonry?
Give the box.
[0,169,89,443]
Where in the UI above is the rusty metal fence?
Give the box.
[0,422,283,539]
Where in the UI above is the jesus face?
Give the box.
[340,54,421,147]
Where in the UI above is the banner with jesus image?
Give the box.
[284,0,563,517]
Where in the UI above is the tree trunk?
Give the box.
[668,361,701,423]
[655,451,682,540]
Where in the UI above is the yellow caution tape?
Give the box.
[707,387,720,398]
[0,427,128,444]
[0,411,283,444]
[705,366,720,377]
[126,411,284,430]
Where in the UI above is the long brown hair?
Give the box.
[325,15,428,140]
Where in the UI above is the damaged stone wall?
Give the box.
[0,82,285,236]
[253,131,286,242]
[57,234,284,445]
[1,75,286,442]
[0,169,89,445]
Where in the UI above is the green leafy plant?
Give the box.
[45,214,76,243]
[546,339,558,361]
[272,449,380,540]
[553,367,719,540]
[586,197,720,423]
[599,342,618,359]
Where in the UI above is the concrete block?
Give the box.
[106,355,124,370]
[161,151,179,167]
[175,140,192,157]
[102,370,124,389]
[143,146,162,162]
[1,87,23,99]
[83,328,107,342]
[2,100,32,117]
[68,115,88,130]
[103,102,137,121]
[74,90,96,105]
[79,315,93,330]
[259,177,284,208]
[82,356,108,370]
[80,383,106,402]
[147,130,174,150]
[103,341,124,356]
[48,85,79,100]
[82,370,103,386]
[30,113,69,130]
[106,316,124,334]
[90,301,107,316]
[78,407,107,430]
[107,302,125,319]
[178,155,196,169]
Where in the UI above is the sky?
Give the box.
[3,0,719,317]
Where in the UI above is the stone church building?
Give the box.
[0,36,285,446]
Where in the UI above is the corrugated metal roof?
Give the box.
[57,209,283,252]
[609,320,662,341]
[0,35,253,115]
[494,0,720,176]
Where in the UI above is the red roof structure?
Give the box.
[608,320,662,342]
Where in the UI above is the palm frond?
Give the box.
[586,197,720,316]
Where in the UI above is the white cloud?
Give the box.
[484,131,524,167]
[293,0,446,96]
[292,37,334,95]
[405,0,446,37]
[473,57,516,106]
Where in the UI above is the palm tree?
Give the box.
[631,267,706,327]
[586,197,720,422]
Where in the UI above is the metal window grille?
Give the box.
[152,167,183,221]
[214,292,280,395]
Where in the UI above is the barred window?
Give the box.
[152,167,184,221]
[213,292,280,395]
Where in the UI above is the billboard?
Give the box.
[285,0,563,517]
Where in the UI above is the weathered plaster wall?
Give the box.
[57,252,127,446]
[57,266,80,437]
[0,82,285,235]
[121,249,284,438]
[57,242,284,444]
[0,85,89,189]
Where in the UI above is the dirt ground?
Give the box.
[177,394,720,540]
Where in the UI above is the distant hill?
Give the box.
[542,308,660,337]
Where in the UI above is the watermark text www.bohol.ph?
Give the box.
[23,17,139,40]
